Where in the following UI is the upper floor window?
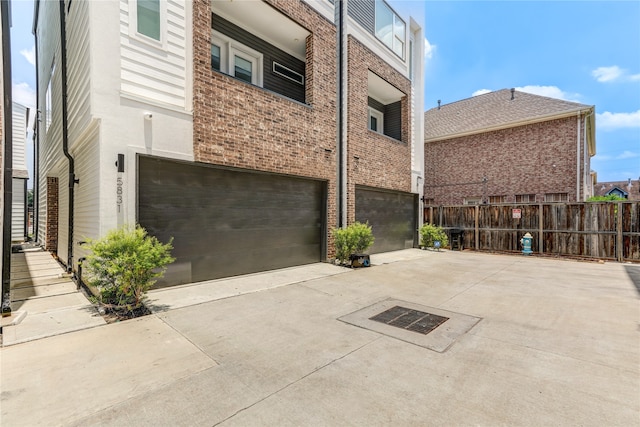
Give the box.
[375,0,405,59]
[368,107,384,133]
[137,0,160,41]
[45,62,55,133]
[212,31,263,87]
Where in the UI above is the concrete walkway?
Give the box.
[1,249,638,426]
[1,248,105,346]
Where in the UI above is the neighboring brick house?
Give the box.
[33,0,424,286]
[593,179,640,201]
[423,89,596,206]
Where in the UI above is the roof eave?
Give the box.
[425,105,595,144]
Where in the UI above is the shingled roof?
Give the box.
[425,89,594,141]
[593,179,640,201]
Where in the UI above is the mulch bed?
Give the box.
[97,304,152,324]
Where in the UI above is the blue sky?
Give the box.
[420,0,640,183]
[9,0,640,185]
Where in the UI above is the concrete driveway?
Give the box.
[1,250,638,426]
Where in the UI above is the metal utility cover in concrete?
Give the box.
[339,298,481,352]
[369,305,449,335]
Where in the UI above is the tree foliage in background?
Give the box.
[84,225,174,311]
[587,195,627,202]
[27,189,33,208]
[332,222,375,264]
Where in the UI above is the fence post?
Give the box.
[617,202,623,262]
[538,203,543,253]
[438,206,443,227]
[475,205,479,250]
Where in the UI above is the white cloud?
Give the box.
[617,150,639,160]
[596,110,640,131]
[20,46,35,67]
[424,37,435,61]
[592,65,640,83]
[472,89,492,97]
[514,85,580,102]
[12,82,36,108]
[592,66,623,82]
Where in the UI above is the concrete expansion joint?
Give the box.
[11,290,79,302]
[213,336,382,427]
[157,314,220,366]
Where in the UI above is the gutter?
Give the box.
[1,0,12,316]
[59,0,78,272]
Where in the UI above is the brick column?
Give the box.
[46,177,58,253]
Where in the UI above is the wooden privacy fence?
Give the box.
[424,202,640,262]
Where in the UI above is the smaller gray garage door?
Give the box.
[355,187,417,253]
[138,156,326,287]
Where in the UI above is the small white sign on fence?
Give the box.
[512,208,522,219]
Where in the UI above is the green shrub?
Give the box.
[332,221,375,264]
[419,223,448,249]
[84,225,174,310]
[587,195,626,202]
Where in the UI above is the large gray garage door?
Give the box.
[355,186,417,253]
[138,156,326,287]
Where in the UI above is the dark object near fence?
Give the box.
[350,254,371,268]
[450,228,464,250]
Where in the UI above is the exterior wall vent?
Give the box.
[273,61,304,85]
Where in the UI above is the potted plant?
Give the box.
[332,221,375,267]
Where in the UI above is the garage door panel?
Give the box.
[138,156,325,287]
[355,187,416,254]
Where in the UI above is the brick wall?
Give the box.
[192,0,338,252]
[424,116,587,205]
[46,177,58,252]
[346,36,412,222]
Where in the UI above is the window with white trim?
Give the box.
[212,31,263,87]
[544,193,568,202]
[375,0,405,59]
[45,62,55,133]
[137,0,160,41]
[368,107,384,133]
[489,195,506,204]
[516,194,536,203]
[464,197,482,205]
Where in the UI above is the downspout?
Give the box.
[59,0,78,272]
[33,1,40,245]
[23,107,29,241]
[336,0,347,228]
[1,0,13,317]
[576,112,581,202]
[32,109,38,243]
[583,110,593,199]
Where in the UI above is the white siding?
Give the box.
[37,171,46,245]
[11,178,26,241]
[12,103,29,173]
[73,127,100,262]
[66,0,92,148]
[119,0,189,109]
[35,0,64,246]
